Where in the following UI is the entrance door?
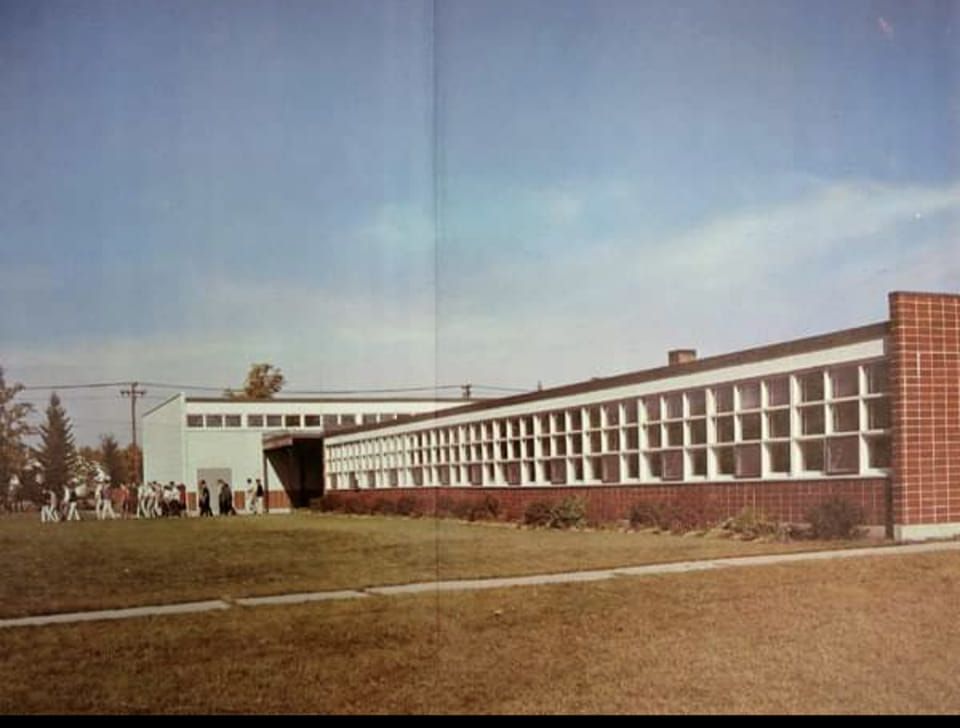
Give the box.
[197,468,232,515]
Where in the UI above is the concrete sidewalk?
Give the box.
[4,539,959,630]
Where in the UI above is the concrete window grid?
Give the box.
[326,357,891,490]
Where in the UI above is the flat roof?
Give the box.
[325,320,889,439]
[262,431,326,451]
[185,396,483,404]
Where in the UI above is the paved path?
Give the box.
[4,540,960,630]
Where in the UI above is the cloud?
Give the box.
[877,17,895,40]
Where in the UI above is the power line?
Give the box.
[19,381,536,396]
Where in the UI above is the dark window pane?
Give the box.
[662,450,684,481]
[832,402,859,432]
[827,437,859,474]
[687,390,706,416]
[666,422,683,447]
[715,416,735,443]
[800,440,825,471]
[767,377,790,407]
[645,397,661,421]
[624,400,638,423]
[831,366,859,398]
[225,415,241,427]
[800,405,825,435]
[716,447,735,475]
[735,444,761,478]
[868,436,891,468]
[714,386,734,413]
[768,442,790,473]
[205,415,223,428]
[800,371,825,402]
[739,382,761,410]
[689,419,707,445]
[646,452,662,478]
[646,425,662,449]
[866,362,888,394]
[665,394,683,419]
[186,415,204,427]
[690,449,707,476]
[740,413,761,441]
[767,410,790,438]
[304,415,321,427]
[867,399,890,430]
[246,414,263,427]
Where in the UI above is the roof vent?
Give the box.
[668,349,697,366]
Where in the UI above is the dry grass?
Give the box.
[1,550,959,714]
[0,511,838,618]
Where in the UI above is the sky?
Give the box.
[1,0,958,446]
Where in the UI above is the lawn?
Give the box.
[0,511,842,618]
[1,549,959,713]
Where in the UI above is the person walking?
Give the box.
[220,480,235,516]
[64,485,80,522]
[101,481,117,520]
[254,478,265,515]
[199,480,213,517]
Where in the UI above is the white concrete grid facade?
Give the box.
[325,337,891,490]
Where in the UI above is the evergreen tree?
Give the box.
[0,366,35,506]
[36,393,78,493]
[99,434,129,486]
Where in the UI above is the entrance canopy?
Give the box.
[262,432,326,508]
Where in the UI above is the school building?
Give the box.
[141,394,474,512]
[322,291,960,541]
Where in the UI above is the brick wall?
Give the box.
[267,489,291,511]
[889,291,960,527]
[325,479,888,526]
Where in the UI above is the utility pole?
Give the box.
[120,382,147,449]
[461,383,472,399]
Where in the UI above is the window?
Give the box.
[624,400,638,423]
[714,386,734,413]
[341,414,356,426]
[569,410,582,431]
[589,407,601,429]
[767,410,790,439]
[766,377,790,407]
[601,454,621,483]
[571,436,583,455]
[662,450,684,481]
[665,422,683,447]
[768,442,790,473]
[715,447,735,475]
[690,449,707,477]
[225,415,242,428]
[186,415,204,427]
[715,416,735,443]
[867,436,891,469]
[644,397,662,421]
[549,459,566,485]
[739,413,761,441]
[554,437,567,456]
[589,431,602,453]
[541,437,552,457]
[865,361,888,394]
[285,415,301,428]
[688,419,707,445]
[866,399,890,430]
[800,371,824,402]
[626,454,639,479]
[205,415,223,428]
[605,430,619,452]
[827,437,859,474]
[831,367,859,398]
[687,390,706,416]
[646,452,662,478]
[800,405,825,435]
[323,415,338,428]
[362,414,378,425]
[304,415,321,427]
[665,394,683,419]
[604,403,620,426]
[625,427,639,450]
[800,440,824,471]
[645,425,662,449]
[735,444,761,478]
[738,382,761,410]
[246,414,264,427]
[832,402,859,433]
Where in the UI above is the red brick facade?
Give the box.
[889,291,960,528]
[330,479,888,526]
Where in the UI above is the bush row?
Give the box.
[313,493,866,540]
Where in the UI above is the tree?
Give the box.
[224,363,286,399]
[35,392,78,493]
[0,366,35,506]
[124,442,142,484]
[99,434,129,486]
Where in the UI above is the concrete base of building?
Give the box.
[894,522,960,542]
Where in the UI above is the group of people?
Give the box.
[38,477,265,522]
[40,480,188,523]
[198,478,265,517]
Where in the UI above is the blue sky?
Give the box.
[1,0,958,445]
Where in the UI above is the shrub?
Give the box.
[435,496,456,518]
[451,499,475,521]
[629,502,672,530]
[343,498,368,515]
[806,497,865,540]
[313,494,344,513]
[469,495,501,522]
[723,506,783,540]
[524,500,554,527]
[550,496,587,529]
[371,498,397,516]
[395,496,418,517]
